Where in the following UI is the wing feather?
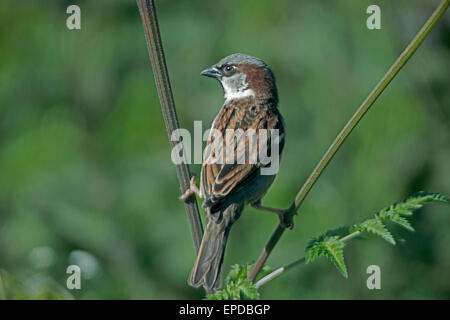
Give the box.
[200,99,284,209]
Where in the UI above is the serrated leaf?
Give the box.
[298,191,447,284]
[245,263,272,279]
[392,192,448,216]
[306,236,347,278]
[359,218,396,245]
[206,264,260,300]
[407,191,449,204]
[390,215,414,232]
[393,206,414,216]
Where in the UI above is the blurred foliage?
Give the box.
[206,264,270,300]
[0,269,73,299]
[0,0,449,299]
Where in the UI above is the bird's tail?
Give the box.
[189,203,242,293]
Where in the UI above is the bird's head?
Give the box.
[201,53,278,104]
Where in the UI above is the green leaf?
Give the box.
[407,191,449,204]
[389,215,414,232]
[206,264,260,300]
[306,236,347,278]
[381,192,449,218]
[359,218,396,245]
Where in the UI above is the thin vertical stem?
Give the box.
[137,0,204,252]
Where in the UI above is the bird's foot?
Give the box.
[179,176,202,201]
[252,203,295,229]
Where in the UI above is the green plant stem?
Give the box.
[137,0,204,252]
[249,0,449,282]
[254,230,361,288]
[339,230,362,243]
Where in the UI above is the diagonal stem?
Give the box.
[137,0,204,252]
[249,0,449,282]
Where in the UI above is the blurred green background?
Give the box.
[0,0,449,299]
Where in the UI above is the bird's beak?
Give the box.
[200,67,221,79]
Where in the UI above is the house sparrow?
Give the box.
[181,53,287,293]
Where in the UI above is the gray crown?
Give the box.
[215,53,268,68]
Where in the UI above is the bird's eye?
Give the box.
[222,65,235,76]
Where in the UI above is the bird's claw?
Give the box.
[278,210,294,229]
[252,202,295,229]
[179,176,201,201]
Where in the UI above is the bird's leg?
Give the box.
[179,176,202,201]
[252,202,295,229]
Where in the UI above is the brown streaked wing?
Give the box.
[200,99,284,208]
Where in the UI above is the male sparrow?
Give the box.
[181,53,287,293]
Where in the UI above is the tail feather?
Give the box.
[189,220,227,291]
[189,203,242,293]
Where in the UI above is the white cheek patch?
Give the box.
[221,72,255,101]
